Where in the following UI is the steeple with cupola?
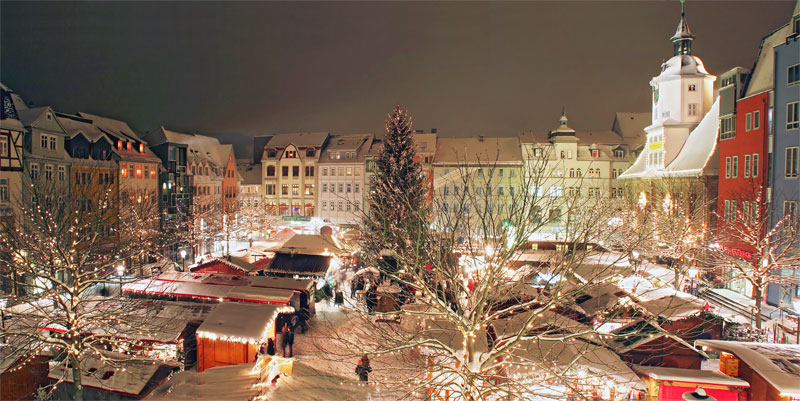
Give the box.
[643,0,716,171]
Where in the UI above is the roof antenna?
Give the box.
[680,0,686,17]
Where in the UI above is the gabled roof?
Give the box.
[0,83,24,131]
[612,112,650,147]
[620,98,720,179]
[744,21,794,97]
[16,106,50,127]
[152,127,234,167]
[695,340,800,396]
[55,112,107,142]
[78,112,141,143]
[237,163,262,185]
[265,132,329,148]
[318,133,373,163]
[434,136,522,165]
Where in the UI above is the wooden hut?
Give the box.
[195,302,293,372]
[695,340,800,401]
[633,365,749,401]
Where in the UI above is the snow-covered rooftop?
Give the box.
[123,277,296,305]
[695,340,800,397]
[146,362,261,400]
[197,302,291,343]
[633,365,749,387]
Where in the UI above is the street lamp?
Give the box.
[180,249,187,272]
[116,264,125,293]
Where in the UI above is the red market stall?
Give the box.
[195,302,293,372]
[633,365,749,401]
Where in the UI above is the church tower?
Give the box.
[644,0,717,171]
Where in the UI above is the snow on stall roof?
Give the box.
[273,233,347,255]
[123,278,294,304]
[492,310,590,337]
[197,302,288,342]
[49,350,178,397]
[633,365,749,387]
[265,360,376,401]
[156,271,315,292]
[512,339,644,389]
[146,362,260,400]
[695,340,800,396]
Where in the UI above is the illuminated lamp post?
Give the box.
[116,264,125,293]
[180,249,187,272]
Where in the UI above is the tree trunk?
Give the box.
[672,261,681,290]
[70,352,83,401]
[753,285,763,332]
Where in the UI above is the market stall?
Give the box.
[633,365,749,401]
[195,302,293,372]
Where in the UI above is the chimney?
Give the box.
[430,128,437,134]
[478,135,485,142]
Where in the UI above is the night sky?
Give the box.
[0,1,794,158]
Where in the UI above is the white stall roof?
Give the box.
[197,302,291,343]
[146,362,260,401]
[695,340,800,397]
[123,278,294,305]
[633,365,749,387]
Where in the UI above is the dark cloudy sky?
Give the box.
[1,1,794,156]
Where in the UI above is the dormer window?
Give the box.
[306,149,315,157]
[591,149,599,158]
[267,149,277,158]
[138,143,144,153]
[688,84,696,91]
[126,142,131,151]
[614,149,625,158]
[117,140,123,150]
[533,148,542,157]
[285,150,296,158]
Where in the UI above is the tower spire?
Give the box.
[671,0,695,56]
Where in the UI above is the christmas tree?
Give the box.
[361,105,429,268]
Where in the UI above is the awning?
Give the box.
[266,253,332,277]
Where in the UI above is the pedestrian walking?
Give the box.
[281,323,294,357]
[267,338,275,356]
[355,354,372,382]
[365,286,378,314]
[334,290,344,307]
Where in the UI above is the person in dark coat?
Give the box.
[267,338,275,356]
[281,323,294,357]
[334,290,344,307]
[365,286,378,314]
[351,275,361,298]
[355,354,372,382]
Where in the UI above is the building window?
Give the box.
[724,200,731,221]
[354,167,361,176]
[58,165,65,181]
[330,168,335,177]
[355,184,360,193]
[688,84,696,91]
[720,115,736,139]
[688,103,698,116]
[560,151,566,159]
[346,183,351,193]
[744,154,751,178]
[725,157,731,179]
[346,167,352,176]
[569,168,575,178]
[338,201,343,211]
[732,156,738,178]
[266,166,275,176]
[41,135,48,149]
[788,101,800,130]
[321,201,327,211]
[305,166,314,177]
[322,167,327,176]
[292,184,299,195]
[338,183,344,193]
[754,110,760,130]
[281,184,289,195]
[533,148,542,157]
[0,137,7,157]
[614,149,624,158]
[789,64,800,86]
[136,164,143,178]
[0,178,7,202]
[305,184,314,196]
[306,149,315,157]
[746,113,752,132]
[786,147,799,178]
[266,184,276,195]
[285,150,296,158]
[591,149,599,158]
[30,163,39,179]
[322,184,327,193]
[43,164,52,180]
[291,166,299,177]
[752,154,759,177]
[282,166,289,177]
[338,167,344,176]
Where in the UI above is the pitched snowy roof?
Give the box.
[264,361,375,401]
[49,350,177,397]
[434,136,523,165]
[123,278,295,305]
[414,132,437,154]
[236,163,262,185]
[197,302,289,343]
[55,112,108,142]
[0,84,25,131]
[620,98,720,179]
[633,365,749,387]
[16,106,50,127]
[695,340,800,396]
[78,112,141,142]
[266,132,329,148]
[147,362,261,400]
[657,55,711,80]
[318,133,373,163]
[273,233,347,256]
[744,22,794,97]
[158,271,315,292]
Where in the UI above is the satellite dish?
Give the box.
[682,387,716,401]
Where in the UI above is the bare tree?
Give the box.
[0,168,173,400]
[618,177,713,290]
[310,144,662,400]
[709,180,800,331]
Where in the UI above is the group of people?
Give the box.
[258,309,313,359]
[350,274,380,314]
